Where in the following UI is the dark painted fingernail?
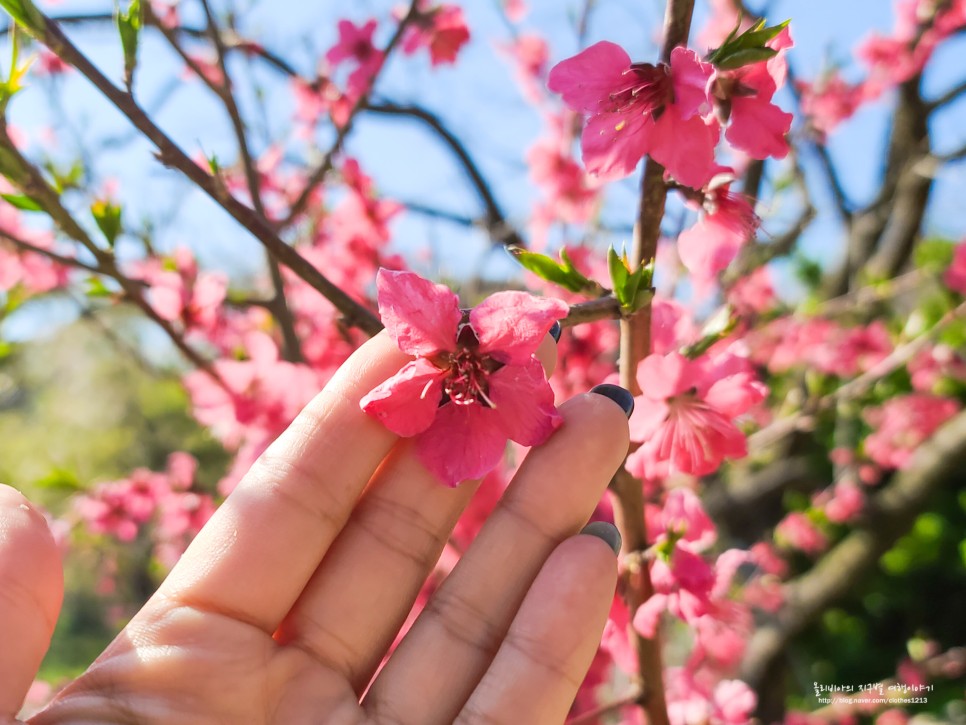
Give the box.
[549,320,562,342]
[590,383,635,418]
[580,521,622,556]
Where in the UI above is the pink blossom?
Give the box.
[749,316,892,378]
[401,4,471,66]
[634,545,716,637]
[662,488,717,550]
[775,512,827,555]
[326,19,385,97]
[711,27,795,159]
[727,265,776,314]
[876,709,910,725]
[626,351,767,479]
[651,295,698,354]
[361,269,567,486]
[943,241,966,295]
[526,114,599,227]
[697,0,753,49]
[677,183,759,297]
[35,49,71,76]
[131,247,227,335]
[601,595,638,675]
[664,667,757,725]
[548,42,718,188]
[750,541,788,577]
[712,679,758,724]
[908,344,966,392]
[863,393,960,470]
[797,70,865,139]
[822,482,865,523]
[502,0,527,22]
[181,51,225,86]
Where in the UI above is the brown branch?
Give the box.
[0,228,107,277]
[29,10,382,335]
[610,4,695,725]
[723,203,816,285]
[786,66,853,227]
[748,299,966,453]
[0,127,227,387]
[936,141,966,162]
[365,101,527,248]
[563,295,624,327]
[194,0,303,363]
[926,77,966,111]
[741,409,966,690]
[566,688,642,725]
[280,1,421,228]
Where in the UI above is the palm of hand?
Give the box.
[3,335,629,725]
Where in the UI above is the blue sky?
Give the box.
[5,0,966,341]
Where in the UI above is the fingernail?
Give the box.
[580,521,622,556]
[549,320,562,343]
[590,383,635,418]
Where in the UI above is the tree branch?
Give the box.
[741,408,966,690]
[610,4,695,725]
[926,77,966,111]
[28,10,382,335]
[280,1,421,228]
[194,0,303,362]
[0,228,107,277]
[364,101,527,248]
[0,126,227,387]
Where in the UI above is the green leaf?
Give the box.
[33,467,83,492]
[1,192,42,211]
[715,47,779,70]
[0,0,46,36]
[84,276,114,298]
[707,18,789,69]
[913,238,956,272]
[0,339,12,359]
[508,246,598,294]
[607,247,653,313]
[116,0,142,86]
[91,199,123,246]
[608,247,631,305]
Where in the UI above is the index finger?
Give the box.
[154,333,409,633]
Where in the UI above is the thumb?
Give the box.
[0,485,64,720]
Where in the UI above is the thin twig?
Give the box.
[195,0,303,362]
[29,10,382,335]
[566,689,642,725]
[280,1,422,228]
[365,101,527,248]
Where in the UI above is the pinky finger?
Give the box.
[455,524,620,725]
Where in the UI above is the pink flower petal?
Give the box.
[669,46,714,119]
[636,352,695,400]
[547,41,632,113]
[471,291,568,364]
[377,268,461,356]
[360,358,446,437]
[628,398,670,442]
[632,593,668,638]
[489,358,562,446]
[580,110,652,179]
[726,95,792,160]
[647,112,719,189]
[415,403,509,486]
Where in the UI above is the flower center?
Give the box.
[435,322,501,408]
[606,62,673,118]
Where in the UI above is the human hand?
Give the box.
[2,331,632,725]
